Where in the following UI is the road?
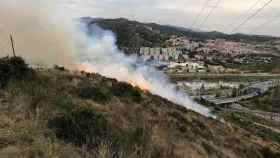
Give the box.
[202,80,279,105]
[169,73,280,81]
[229,103,280,122]
[202,94,255,105]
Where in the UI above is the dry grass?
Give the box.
[0,57,279,158]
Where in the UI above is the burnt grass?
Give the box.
[0,57,279,158]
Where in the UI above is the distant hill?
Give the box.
[82,17,167,47]
[82,17,279,47]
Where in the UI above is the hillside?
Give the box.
[82,17,280,48]
[0,57,280,158]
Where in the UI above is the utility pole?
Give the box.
[10,33,16,57]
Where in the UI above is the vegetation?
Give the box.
[82,18,280,48]
[228,112,280,142]
[242,86,280,113]
[78,87,110,103]
[0,56,33,88]
[49,106,109,148]
[0,57,279,158]
[205,54,280,72]
[83,18,167,47]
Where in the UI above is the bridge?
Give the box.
[201,80,280,105]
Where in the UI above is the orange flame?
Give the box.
[128,81,150,92]
[76,63,151,92]
[76,63,95,73]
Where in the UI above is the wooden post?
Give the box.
[10,34,16,57]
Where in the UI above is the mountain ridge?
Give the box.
[81,17,280,48]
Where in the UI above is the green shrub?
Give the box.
[110,82,142,103]
[261,147,280,158]
[0,56,32,88]
[78,87,109,103]
[55,95,75,114]
[48,107,108,148]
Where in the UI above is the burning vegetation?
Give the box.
[0,1,279,158]
[0,0,212,117]
[0,57,279,158]
[77,63,150,93]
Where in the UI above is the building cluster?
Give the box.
[233,56,272,64]
[121,36,276,74]
[165,36,199,50]
[123,46,233,73]
[167,61,206,73]
[199,39,262,56]
[139,47,187,62]
[165,36,271,56]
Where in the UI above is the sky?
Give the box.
[58,0,280,37]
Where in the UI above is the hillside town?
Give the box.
[122,35,280,74]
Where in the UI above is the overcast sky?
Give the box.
[59,0,279,37]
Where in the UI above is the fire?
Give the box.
[128,81,150,92]
[76,63,151,92]
[76,63,95,73]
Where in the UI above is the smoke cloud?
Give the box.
[0,0,213,117]
[76,24,212,117]
[0,1,75,67]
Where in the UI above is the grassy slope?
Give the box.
[0,57,279,158]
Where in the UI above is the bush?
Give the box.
[0,56,31,88]
[78,82,142,103]
[54,65,66,71]
[78,87,109,103]
[48,107,108,148]
[110,82,142,103]
[261,147,280,158]
[55,95,75,114]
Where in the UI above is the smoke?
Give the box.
[75,24,212,117]
[0,1,75,67]
[0,0,213,117]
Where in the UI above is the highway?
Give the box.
[169,73,280,81]
[169,73,280,78]
[203,94,255,105]
[201,80,279,105]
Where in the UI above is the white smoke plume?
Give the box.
[0,1,76,67]
[75,24,212,117]
[0,0,213,117]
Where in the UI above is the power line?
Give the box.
[190,0,210,29]
[10,34,16,57]
[197,0,221,28]
[231,0,273,33]
[250,14,280,34]
[223,0,262,32]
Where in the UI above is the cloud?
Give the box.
[0,0,76,66]
[0,0,214,117]
[58,0,280,36]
